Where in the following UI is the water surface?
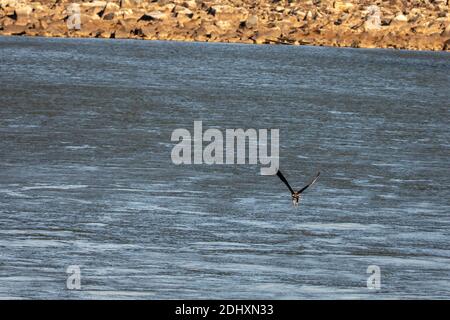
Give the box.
[0,36,449,299]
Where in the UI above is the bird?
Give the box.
[276,170,320,206]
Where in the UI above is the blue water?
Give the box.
[0,36,449,299]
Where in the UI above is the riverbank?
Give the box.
[1,0,449,51]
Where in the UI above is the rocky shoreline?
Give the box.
[1,0,449,51]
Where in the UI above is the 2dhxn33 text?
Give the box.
[175,304,274,317]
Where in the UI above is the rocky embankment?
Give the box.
[1,0,449,51]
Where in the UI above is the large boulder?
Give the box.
[173,5,193,17]
[2,23,26,35]
[173,6,194,25]
[254,26,282,44]
[140,10,167,21]
[244,15,258,29]
[100,2,120,19]
[208,5,248,23]
[14,4,32,26]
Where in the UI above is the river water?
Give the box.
[0,36,449,299]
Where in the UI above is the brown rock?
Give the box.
[174,5,193,17]
[81,1,107,16]
[113,26,130,39]
[2,23,26,35]
[443,38,450,51]
[141,25,157,39]
[244,15,258,29]
[333,1,354,13]
[215,20,234,32]
[140,10,167,21]
[100,2,120,19]
[196,21,219,38]
[120,0,135,10]
[173,5,194,24]
[14,4,32,26]
[304,10,314,21]
[254,26,281,43]
[209,5,248,22]
[102,12,115,21]
[182,0,197,10]
[393,13,408,23]
[45,21,66,37]
[442,24,450,37]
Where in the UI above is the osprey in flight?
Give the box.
[276,170,320,206]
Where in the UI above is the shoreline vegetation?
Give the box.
[1,0,449,51]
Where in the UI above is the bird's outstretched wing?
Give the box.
[298,172,320,194]
[276,170,295,194]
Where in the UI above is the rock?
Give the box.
[207,4,248,30]
[182,0,197,10]
[443,38,450,51]
[1,4,15,16]
[39,19,47,30]
[209,5,247,21]
[160,3,176,13]
[208,5,230,16]
[215,20,233,31]
[120,0,135,9]
[80,13,101,23]
[245,15,258,29]
[2,23,26,35]
[103,12,115,21]
[81,1,107,15]
[14,5,32,26]
[82,1,107,8]
[304,10,313,20]
[44,21,66,36]
[120,9,141,20]
[0,0,18,9]
[296,11,306,19]
[101,2,120,18]
[255,26,281,43]
[140,10,167,21]
[113,26,130,38]
[141,25,157,39]
[173,5,193,18]
[174,6,194,25]
[442,24,450,37]
[393,13,408,23]
[333,1,354,12]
